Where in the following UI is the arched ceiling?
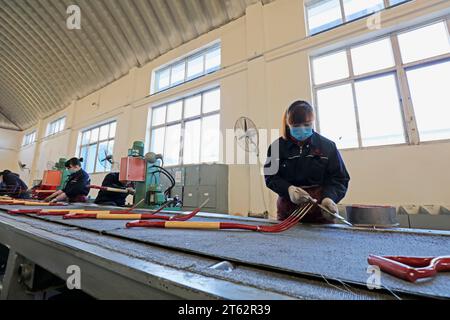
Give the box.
[0,0,273,130]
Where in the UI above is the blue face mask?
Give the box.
[68,168,79,174]
[290,126,313,141]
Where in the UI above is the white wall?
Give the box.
[0,128,20,173]
[11,0,450,216]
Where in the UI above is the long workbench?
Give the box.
[0,203,449,299]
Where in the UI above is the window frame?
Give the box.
[78,120,117,174]
[22,131,36,147]
[45,117,66,137]
[310,18,450,150]
[305,0,413,36]
[151,42,221,95]
[149,86,221,167]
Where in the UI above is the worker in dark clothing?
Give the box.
[264,100,350,223]
[95,172,135,207]
[0,170,30,199]
[44,157,90,203]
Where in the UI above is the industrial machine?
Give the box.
[31,158,70,200]
[119,141,181,210]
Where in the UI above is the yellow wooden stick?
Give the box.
[45,209,85,213]
[96,213,142,220]
[164,221,220,229]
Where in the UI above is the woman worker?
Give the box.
[44,157,90,203]
[0,170,30,199]
[264,100,350,223]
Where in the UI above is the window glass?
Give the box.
[307,0,343,35]
[312,51,349,85]
[151,106,166,126]
[150,127,165,155]
[78,121,116,173]
[201,114,220,163]
[351,38,395,75]
[170,62,186,86]
[205,47,221,72]
[164,124,181,166]
[166,101,183,122]
[156,68,170,91]
[187,55,204,79]
[203,88,220,113]
[407,61,450,142]
[398,22,450,64]
[343,0,384,22]
[99,124,109,141]
[85,144,97,174]
[354,74,405,147]
[183,119,201,164]
[317,84,359,149]
[184,95,202,118]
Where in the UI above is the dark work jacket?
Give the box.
[264,132,350,203]
[95,172,128,207]
[63,169,90,200]
[0,172,29,198]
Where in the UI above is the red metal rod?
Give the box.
[368,254,450,282]
[7,209,42,214]
[38,211,72,216]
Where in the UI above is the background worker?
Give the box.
[264,100,350,223]
[44,157,90,203]
[0,170,30,199]
[94,172,135,207]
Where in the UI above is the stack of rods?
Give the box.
[4,198,315,233]
[126,202,314,233]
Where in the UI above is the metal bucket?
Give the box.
[346,205,399,228]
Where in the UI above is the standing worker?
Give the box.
[44,157,90,203]
[264,100,350,223]
[0,170,30,199]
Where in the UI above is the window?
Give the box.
[316,84,359,149]
[153,43,221,93]
[149,87,221,166]
[78,121,116,173]
[306,0,412,35]
[397,22,450,64]
[407,60,450,142]
[350,38,395,75]
[46,117,66,137]
[22,131,36,146]
[306,0,343,35]
[353,74,405,147]
[312,50,349,85]
[389,0,409,6]
[343,0,384,22]
[311,20,450,148]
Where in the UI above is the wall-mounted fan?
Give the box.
[18,161,30,173]
[99,149,115,170]
[234,116,259,155]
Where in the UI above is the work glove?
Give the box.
[288,186,310,205]
[321,197,338,213]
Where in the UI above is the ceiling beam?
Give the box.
[0,105,21,130]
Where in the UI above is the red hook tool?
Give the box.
[368,255,450,282]
[126,202,313,233]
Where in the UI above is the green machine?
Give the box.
[54,158,70,190]
[32,158,70,199]
[121,141,181,210]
